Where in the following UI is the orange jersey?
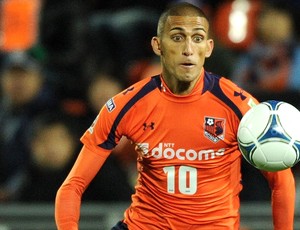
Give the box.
[56,69,295,230]
[81,69,257,228]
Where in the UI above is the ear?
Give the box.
[205,39,214,58]
[151,37,162,56]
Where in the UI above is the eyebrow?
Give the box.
[170,27,207,33]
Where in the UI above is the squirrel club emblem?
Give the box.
[204,117,225,143]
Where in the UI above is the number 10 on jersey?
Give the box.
[163,166,197,195]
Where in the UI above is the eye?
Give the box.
[193,35,204,43]
[171,35,183,42]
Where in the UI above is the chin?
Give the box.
[180,74,197,82]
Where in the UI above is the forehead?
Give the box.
[165,16,209,33]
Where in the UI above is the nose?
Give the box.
[182,38,193,56]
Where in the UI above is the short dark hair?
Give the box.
[157,2,210,37]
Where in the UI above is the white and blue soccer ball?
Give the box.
[237,100,300,172]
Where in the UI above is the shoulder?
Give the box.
[205,71,259,119]
[110,76,161,106]
[205,71,245,92]
[99,76,161,119]
[121,76,160,97]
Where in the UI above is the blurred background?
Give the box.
[0,0,300,229]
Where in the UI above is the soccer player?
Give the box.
[55,3,295,229]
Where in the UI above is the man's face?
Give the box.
[152,16,213,84]
[1,67,42,106]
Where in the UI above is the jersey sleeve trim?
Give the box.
[206,72,243,120]
[98,75,161,150]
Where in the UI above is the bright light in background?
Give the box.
[228,0,250,43]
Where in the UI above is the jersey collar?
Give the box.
[159,68,205,98]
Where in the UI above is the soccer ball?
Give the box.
[237,100,300,172]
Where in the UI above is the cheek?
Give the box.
[162,46,178,61]
[161,54,175,70]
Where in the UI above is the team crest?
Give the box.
[204,117,225,143]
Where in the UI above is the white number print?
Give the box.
[163,166,197,195]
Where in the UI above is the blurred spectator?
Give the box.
[39,0,88,100]
[126,57,161,85]
[19,107,134,202]
[86,73,124,115]
[0,0,41,52]
[82,148,134,201]
[0,52,58,201]
[85,6,160,86]
[240,159,271,202]
[83,72,137,189]
[19,112,78,202]
[232,3,296,93]
[76,72,135,200]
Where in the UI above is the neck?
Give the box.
[162,74,201,95]
[168,80,195,95]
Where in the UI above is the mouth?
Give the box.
[180,62,195,68]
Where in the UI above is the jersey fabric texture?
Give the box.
[55,69,295,230]
[82,69,255,228]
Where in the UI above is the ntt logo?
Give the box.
[138,143,225,160]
